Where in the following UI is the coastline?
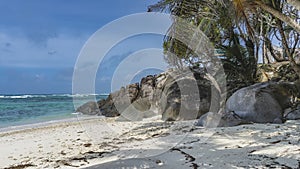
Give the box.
[0,93,109,129]
[0,115,103,133]
[1,116,300,169]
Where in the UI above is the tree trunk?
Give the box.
[277,20,300,78]
[255,1,300,33]
[262,40,267,64]
[265,37,287,62]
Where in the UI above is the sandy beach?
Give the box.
[1,116,300,169]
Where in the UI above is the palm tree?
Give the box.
[254,0,300,75]
[149,0,300,78]
[230,0,300,32]
[149,0,259,81]
[231,0,300,76]
[252,0,300,33]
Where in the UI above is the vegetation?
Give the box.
[148,0,300,87]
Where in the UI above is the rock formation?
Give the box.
[159,68,220,121]
[76,101,100,115]
[196,81,300,127]
[76,62,300,125]
[76,67,221,121]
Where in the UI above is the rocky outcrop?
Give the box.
[76,63,300,125]
[76,101,100,115]
[284,103,300,120]
[76,67,221,121]
[196,81,300,127]
[159,68,220,121]
[228,82,299,122]
[98,83,140,117]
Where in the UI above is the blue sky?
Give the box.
[0,0,170,94]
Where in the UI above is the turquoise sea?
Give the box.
[0,94,108,128]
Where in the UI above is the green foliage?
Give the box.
[149,0,300,82]
[149,0,258,85]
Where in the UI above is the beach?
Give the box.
[1,116,300,169]
[1,0,299,168]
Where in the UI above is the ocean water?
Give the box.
[0,94,108,128]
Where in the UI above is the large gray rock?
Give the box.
[98,83,140,117]
[160,72,216,121]
[226,81,299,124]
[76,101,100,115]
[284,104,300,120]
[132,75,155,111]
[196,81,300,127]
[97,95,118,117]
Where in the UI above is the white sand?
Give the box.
[1,116,300,169]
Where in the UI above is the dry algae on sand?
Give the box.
[0,117,300,168]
